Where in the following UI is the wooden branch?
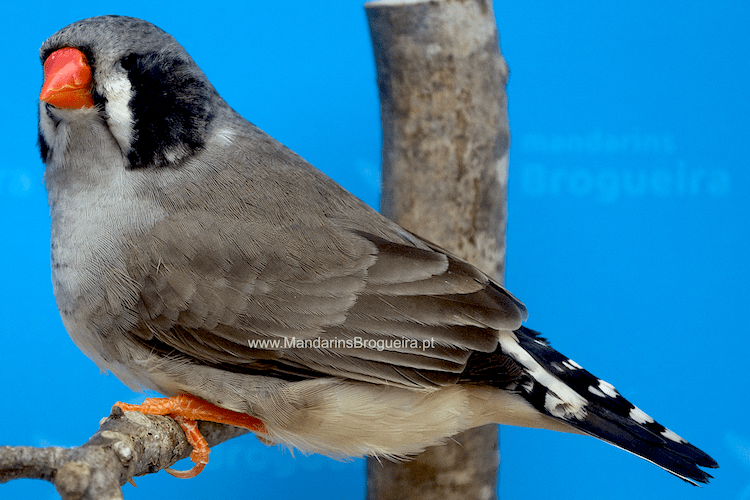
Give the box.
[0,407,248,500]
[365,0,509,499]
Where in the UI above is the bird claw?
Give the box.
[165,462,206,479]
[113,394,266,478]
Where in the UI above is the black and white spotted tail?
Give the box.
[503,326,718,485]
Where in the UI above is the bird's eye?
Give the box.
[120,53,138,71]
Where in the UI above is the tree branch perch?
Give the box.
[0,407,247,500]
[366,0,509,499]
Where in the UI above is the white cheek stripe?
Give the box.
[101,73,134,156]
[499,333,588,420]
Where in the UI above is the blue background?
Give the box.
[1,1,747,499]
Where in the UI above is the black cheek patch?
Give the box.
[38,105,60,164]
[124,53,214,168]
[38,130,50,164]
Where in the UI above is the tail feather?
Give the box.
[508,326,718,485]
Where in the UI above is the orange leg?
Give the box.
[114,393,267,478]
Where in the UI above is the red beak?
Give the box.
[40,47,95,109]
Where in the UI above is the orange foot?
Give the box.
[114,393,266,478]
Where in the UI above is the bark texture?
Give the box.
[0,407,247,500]
[365,0,510,499]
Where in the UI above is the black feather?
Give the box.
[513,326,718,484]
[124,51,215,168]
[459,345,524,387]
[37,129,49,163]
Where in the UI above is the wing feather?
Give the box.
[127,206,526,388]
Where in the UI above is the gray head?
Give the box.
[39,16,220,169]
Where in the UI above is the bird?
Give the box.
[38,15,717,484]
